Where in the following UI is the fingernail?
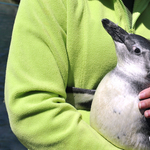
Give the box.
[139,92,145,99]
[138,101,145,109]
[145,111,149,118]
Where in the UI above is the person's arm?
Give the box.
[139,88,150,118]
[5,0,121,149]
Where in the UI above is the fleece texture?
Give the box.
[5,0,150,149]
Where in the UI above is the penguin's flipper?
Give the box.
[66,87,95,110]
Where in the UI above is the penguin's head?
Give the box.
[102,19,150,81]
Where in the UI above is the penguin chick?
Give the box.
[90,19,150,150]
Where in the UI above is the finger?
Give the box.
[139,87,150,99]
[138,98,150,109]
[144,110,150,118]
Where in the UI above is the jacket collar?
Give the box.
[113,0,150,33]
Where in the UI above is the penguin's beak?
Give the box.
[102,19,129,43]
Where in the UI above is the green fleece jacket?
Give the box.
[5,0,150,149]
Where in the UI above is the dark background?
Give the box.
[1,0,20,4]
[0,0,26,149]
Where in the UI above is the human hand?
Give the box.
[138,87,150,118]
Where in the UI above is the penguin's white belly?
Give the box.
[90,72,150,150]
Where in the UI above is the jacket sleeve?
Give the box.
[5,0,121,149]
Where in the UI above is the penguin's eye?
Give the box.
[133,46,141,54]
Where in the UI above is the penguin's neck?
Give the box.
[114,66,150,93]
